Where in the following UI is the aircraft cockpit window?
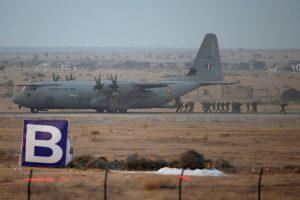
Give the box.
[30,86,37,91]
[25,86,37,91]
[186,67,197,76]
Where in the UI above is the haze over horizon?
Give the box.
[0,0,299,49]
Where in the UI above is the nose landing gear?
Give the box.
[30,108,39,113]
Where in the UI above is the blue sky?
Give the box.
[0,0,299,48]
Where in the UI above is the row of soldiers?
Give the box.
[175,99,288,114]
[201,101,258,113]
[175,99,195,113]
[175,99,258,113]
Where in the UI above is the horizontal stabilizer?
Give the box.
[199,81,239,86]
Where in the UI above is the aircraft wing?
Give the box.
[132,82,169,89]
[17,83,61,87]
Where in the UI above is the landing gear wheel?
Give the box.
[30,108,38,113]
[96,108,105,113]
[119,109,128,113]
[106,108,118,113]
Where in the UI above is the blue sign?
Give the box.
[21,120,69,167]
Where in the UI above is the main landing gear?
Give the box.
[95,108,128,113]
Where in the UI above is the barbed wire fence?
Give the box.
[25,167,266,200]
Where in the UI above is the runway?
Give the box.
[1,111,299,124]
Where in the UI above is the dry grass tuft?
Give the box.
[90,130,100,136]
[143,176,175,190]
[143,124,148,129]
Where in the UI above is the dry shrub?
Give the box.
[70,155,94,169]
[205,159,213,169]
[282,165,299,173]
[143,176,175,190]
[69,150,234,173]
[86,157,108,169]
[70,155,125,170]
[125,154,171,171]
[178,150,205,169]
[214,158,236,173]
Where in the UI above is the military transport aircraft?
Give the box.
[12,33,232,113]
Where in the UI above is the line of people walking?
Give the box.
[201,101,258,113]
[175,99,288,114]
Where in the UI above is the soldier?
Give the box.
[175,98,184,113]
[251,101,258,112]
[232,101,236,113]
[205,101,212,113]
[184,102,190,112]
[246,102,250,112]
[225,101,231,113]
[188,101,195,113]
[201,101,209,113]
[201,101,205,112]
[237,102,243,113]
[279,103,288,114]
[220,102,225,112]
[216,102,221,112]
[212,101,216,112]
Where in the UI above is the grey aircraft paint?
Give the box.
[12,33,231,113]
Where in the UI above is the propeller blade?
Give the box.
[110,74,118,91]
[93,74,103,96]
[53,72,59,81]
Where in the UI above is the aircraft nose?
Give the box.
[11,94,21,104]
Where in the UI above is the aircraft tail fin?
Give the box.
[186,33,223,82]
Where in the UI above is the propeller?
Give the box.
[94,74,103,95]
[66,73,74,81]
[108,74,120,110]
[52,72,60,81]
[110,74,118,91]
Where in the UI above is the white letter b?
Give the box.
[25,124,63,164]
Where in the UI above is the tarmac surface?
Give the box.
[1,111,299,124]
